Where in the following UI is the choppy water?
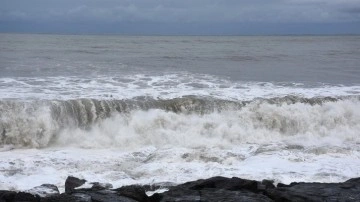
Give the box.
[0,34,360,192]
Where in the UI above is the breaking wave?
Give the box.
[0,96,359,148]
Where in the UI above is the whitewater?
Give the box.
[0,34,360,192]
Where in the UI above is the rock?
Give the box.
[41,193,91,202]
[344,177,360,185]
[115,185,149,202]
[148,193,162,202]
[265,178,360,202]
[261,180,276,189]
[3,176,360,202]
[200,188,272,202]
[160,187,273,202]
[183,176,260,192]
[13,192,40,202]
[160,188,200,202]
[160,177,273,202]
[90,182,113,190]
[73,189,137,202]
[65,176,86,193]
[27,184,59,198]
[142,182,176,192]
[0,190,16,201]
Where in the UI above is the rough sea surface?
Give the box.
[0,34,360,192]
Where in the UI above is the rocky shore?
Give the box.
[1,176,360,202]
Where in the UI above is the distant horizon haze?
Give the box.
[1,0,360,35]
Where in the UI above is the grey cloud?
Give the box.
[0,0,359,34]
[342,7,360,14]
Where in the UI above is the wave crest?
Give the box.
[0,96,359,148]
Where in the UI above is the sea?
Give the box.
[0,33,360,192]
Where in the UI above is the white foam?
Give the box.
[0,144,359,193]
[1,98,359,192]
[1,98,360,148]
[1,73,360,192]
[0,73,359,100]
[36,99,360,149]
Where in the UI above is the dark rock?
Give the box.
[91,182,113,190]
[200,188,272,202]
[13,192,40,202]
[276,183,290,188]
[160,188,200,202]
[27,184,59,198]
[261,180,276,189]
[115,185,149,202]
[0,190,16,202]
[3,176,360,202]
[345,177,360,184]
[160,188,273,202]
[70,193,92,202]
[41,193,91,202]
[265,179,360,202]
[142,182,176,192]
[160,187,273,202]
[65,176,86,193]
[73,189,137,202]
[183,176,260,193]
[160,177,273,202]
[148,193,162,202]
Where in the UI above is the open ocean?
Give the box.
[0,33,360,192]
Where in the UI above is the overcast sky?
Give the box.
[1,0,360,35]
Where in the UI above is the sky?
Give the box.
[1,0,360,35]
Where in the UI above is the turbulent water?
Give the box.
[0,34,360,191]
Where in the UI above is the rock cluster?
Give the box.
[1,176,360,201]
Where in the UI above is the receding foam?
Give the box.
[0,73,359,100]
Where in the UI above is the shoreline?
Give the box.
[1,176,359,201]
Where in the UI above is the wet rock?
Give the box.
[142,182,176,192]
[70,193,92,202]
[0,190,16,201]
[148,193,162,202]
[65,176,86,193]
[265,177,360,202]
[90,182,113,190]
[160,186,273,202]
[160,176,273,202]
[115,185,149,202]
[160,188,200,202]
[27,184,59,198]
[200,188,272,202]
[184,176,260,192]
[41,193,91,202]
[261,179,276,190]
[3,176,360,202]
[73,189,137,202]
[13,192,40,202]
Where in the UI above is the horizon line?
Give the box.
[1,31,360,37]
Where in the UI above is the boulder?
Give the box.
[90,182,113,190]
[2,176,360,202]
[65,176,86,193]
[41,193,91,202]
[265,177,360,201]
[72,189,137,202]
[160,188,200,202]
[27,184,59,198]
[13,192,40,202]
[160,176,273,202]
[0,190,16,202]
[115,185,149,202]
[180,176,261,193]
[200,188,272,202]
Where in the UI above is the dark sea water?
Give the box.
[1,34,360,84]
[0,34,359,191]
